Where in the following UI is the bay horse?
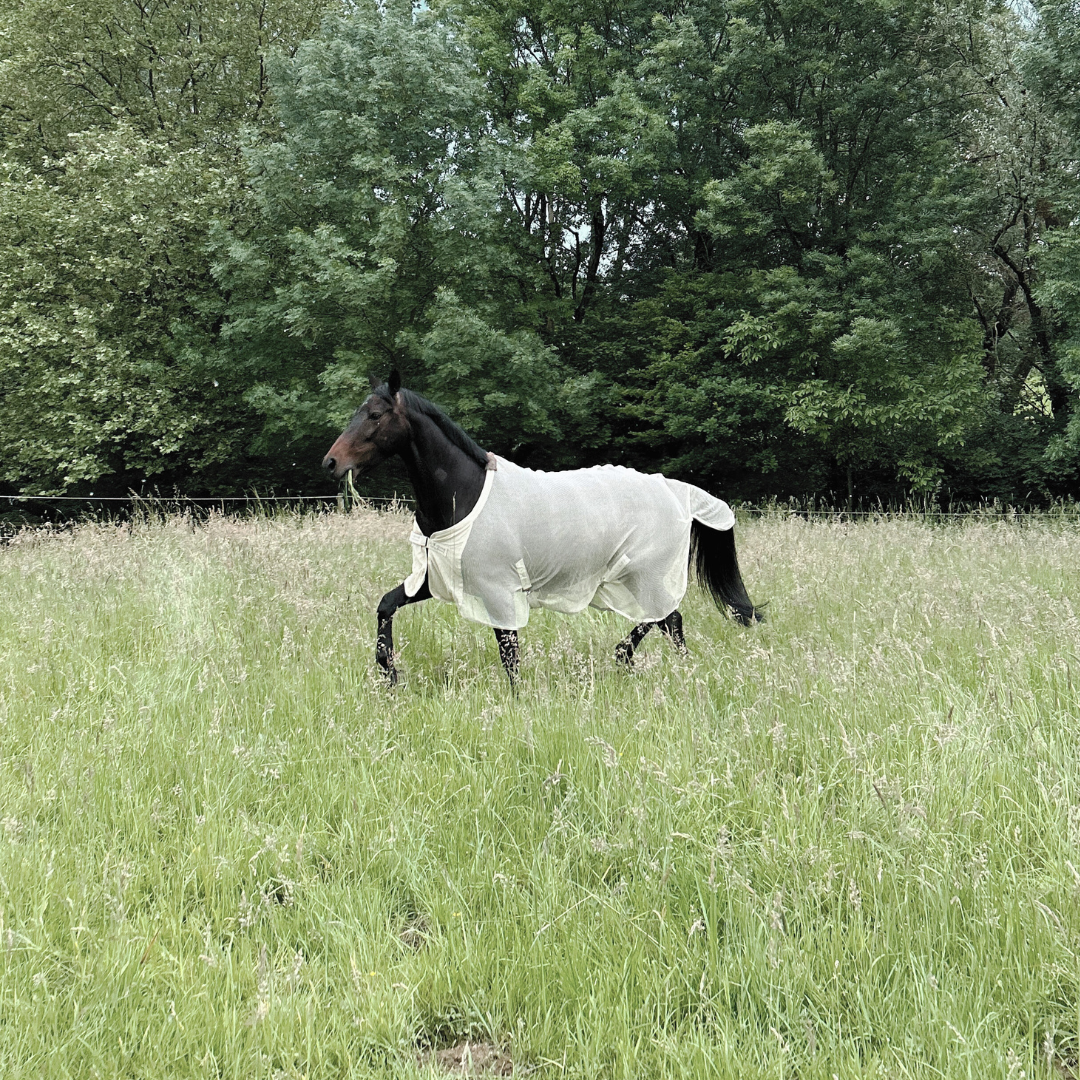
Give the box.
[323,372,761,685]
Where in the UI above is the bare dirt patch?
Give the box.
[1053,1053,1079,1080]
[400,914,430,950]
[420,1042,514,1076]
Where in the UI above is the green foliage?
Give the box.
[1023,0,1080,134]
[1025,0,1080,475]
[414,290,562,454]
[699,122,838,244]
[211,0,560,452]
[787,316,985,491]
[0,130,244,492]
[939,0,1080,498]
[0,0,327,155]
[522,0,996,497]
[1,0,1079,501]
[1039,227,1080,455]
[0,0,338,495]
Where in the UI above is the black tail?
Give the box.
[690,520,763,626]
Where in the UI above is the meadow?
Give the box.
[1,507,1080,1079]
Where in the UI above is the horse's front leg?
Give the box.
[494,628,519,687]
[376,579,431,685]
[615,621,653,667]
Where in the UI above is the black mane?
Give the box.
[375,383,489,468]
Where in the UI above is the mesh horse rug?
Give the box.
[404,456,735,630]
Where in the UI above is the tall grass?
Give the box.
[1,508,1079,1078]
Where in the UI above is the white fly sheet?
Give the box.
[404,457,735,630]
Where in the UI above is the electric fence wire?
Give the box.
[4,492,1079,521]
[2,493,411,505]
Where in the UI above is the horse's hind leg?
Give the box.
[494,628,519,686]
[615,621,653,667]
[659,610,688,655]
[376,579,430,685]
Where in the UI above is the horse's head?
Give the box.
[322,370,410,480]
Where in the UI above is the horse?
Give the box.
[323,371,761,685]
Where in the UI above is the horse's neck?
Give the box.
[400,414,486,535]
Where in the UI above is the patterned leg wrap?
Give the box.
[660,610,688,655]
[494,628,519,686]
[615,621,653,667]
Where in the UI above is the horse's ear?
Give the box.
[368,373,381,392]
[387,369,401,397]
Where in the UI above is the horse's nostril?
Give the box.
[324,456,336,474]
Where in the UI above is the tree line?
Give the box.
[1,0,1078,505]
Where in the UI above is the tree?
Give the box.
[467,0,993,496]
[0,130,245,492]
[1025,0,1080,475]
[2,0,1076,503]
[0,0,327,158]
[210,0,562,458]
[0,0,337,494]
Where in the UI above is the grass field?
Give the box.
[2,508,1080,1078]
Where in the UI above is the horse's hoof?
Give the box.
[614,646,634,669]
